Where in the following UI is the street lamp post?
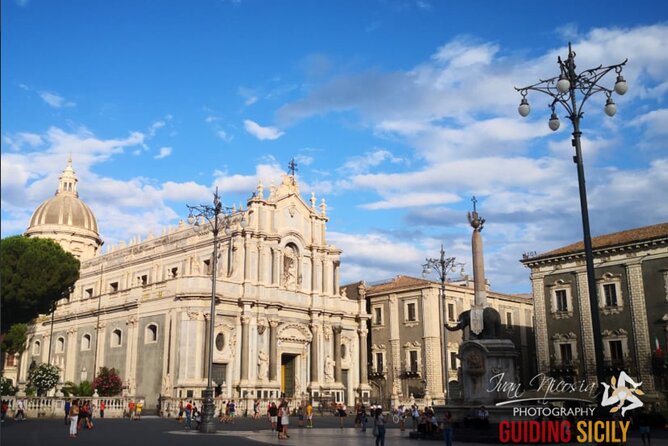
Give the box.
[515,43,628,387]
[422,245,458,405]
[187,187,246,433]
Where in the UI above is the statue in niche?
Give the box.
[324,355,335,383]
[283,245,298,290]
[258,349,269,381]
[191,257,201,275]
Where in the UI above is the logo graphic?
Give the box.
[600,371,644,416]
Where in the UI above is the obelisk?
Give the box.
[468,196,486,336]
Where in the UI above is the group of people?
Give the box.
[176,400,200,430]
[65,399,95,438]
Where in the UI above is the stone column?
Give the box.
[272,248,280,285]
[64,328,77,383]
[333,326,342,383]
[309,323,319,385]
[240,314,251,381]
[388,294,402,402]
[269,319,279,382]
[626,263,655,390]
[334,263,340,296]
[244,236,252,282]
[125,316,139,395]
[530,273,549,374]
[358,327,368,385]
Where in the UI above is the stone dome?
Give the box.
[25,158,102,260]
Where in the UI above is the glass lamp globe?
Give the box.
[614,75,628,95]
[548,113,560,131]
[556,76,571,94]
[604,98,617,117]
[518,98,530,117]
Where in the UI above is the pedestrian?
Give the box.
[184,401,192,430]
[253,399,260,419]
[337,403,347,428]
[279,401,290,439]
[136,400,143,420]
[99,401,105,418]
[637,408,651,446]
[14,398,25,421]
[228,399,236,423]
[64,399,71,425]
[69,399,79,438]
[361,405,368,432]
[177,400,184,422]
[412,404,420,431]
[442,411,453,446]
[128,400,135,420]
[298,402,304,427]
[374,407,386,446]
[268,401,278,432]
[1,400,8,423]
[306,401,313,428]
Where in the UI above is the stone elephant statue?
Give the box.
[446,307,501,340]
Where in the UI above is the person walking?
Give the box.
[68,399,79,438]
[184,401,192,430]
[279,401,290,439]
[306,401,313,428]
[14,398,25,421]
[268,402,278,432]
[638,408,651,446]
[337,403,347,428]
[374,407,386,446]
[177,400,184,422]
[360,405,368,432]
[64,399,71,425]
[442,411,454,446]
[99,401,105,418]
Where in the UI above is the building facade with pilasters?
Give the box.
[13,160,371,410]
[521,222,668,402]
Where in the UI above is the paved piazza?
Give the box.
[0,415,664,446]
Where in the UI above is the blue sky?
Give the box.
[2,0,667,294]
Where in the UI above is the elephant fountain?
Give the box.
[446,307,501,340]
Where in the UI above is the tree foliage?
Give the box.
[1,323,28,355]
[27,363,61,396]
[0,236,79,333]
[93,367,123,396]
[61,380,94,397]
[0,377,18,396]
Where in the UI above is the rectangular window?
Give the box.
[110,282,119,293]
[376,352,384,372]
[556,290,568,311]
[559,343,573,362]
[139,275,148,286]
[409,351,419,372]
[85,288,94,299]
[374,308,382,325]
[604,284,618,307]
[506,312,513,327]
[170,267,178,278]
[204,259,211,275]
[5,355,15,367]
[609,340,624,363]
[407,303,416,322]
[450,352,457,370]
[448,303,455,321]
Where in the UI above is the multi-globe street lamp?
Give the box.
[515,43,628,386]
[422,245,458,405]
[187,187,247,433]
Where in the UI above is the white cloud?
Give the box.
[361,192,460,210]
[217,130,233,142]
[39,91,75,108]
[238,86,258,106]
[339,149,402,174]
[243,119,284,141]
[154,146,172,159]
[2,132,44,151]
[148,120,166,137]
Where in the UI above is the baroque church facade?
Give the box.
[16,159,371,410]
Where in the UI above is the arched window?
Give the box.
[111,329,122,347]
[33,340,41,356]
[56,337,65,353]
[81,334,91,351]
[145,324,158,343]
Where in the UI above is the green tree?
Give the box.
[0,377,18,396]
[0,236,79,333]
[61,380,94,397]
[1,323,28,355]
[27,363,61,396]
[93,367,123,396]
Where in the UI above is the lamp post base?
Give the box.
[199,387,216,433]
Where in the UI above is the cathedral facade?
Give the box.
[17,160,370,410]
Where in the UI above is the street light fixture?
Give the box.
[515,43,628,387]
[187,187,247,433]
[422,245,458,405]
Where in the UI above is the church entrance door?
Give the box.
[281,354,297,397]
